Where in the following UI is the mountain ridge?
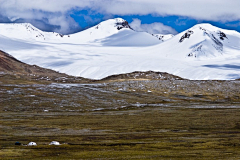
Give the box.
[0,18,165,44]
[0,18,240,80]
[150,22,240,60]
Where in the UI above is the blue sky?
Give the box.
[71,10,240,34]
[119,15,240,33]
[0,0,240,35]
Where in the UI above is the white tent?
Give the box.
[28,142,37,146]
[49,141,60,145]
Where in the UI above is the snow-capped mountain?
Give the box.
[0,18,240,80]
[152,23,240,60]
[0,18,161,46]
[0,23,66,41]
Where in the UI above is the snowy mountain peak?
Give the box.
[0,22,42,33]
[94,18,132,31]
[192,23,227,32]
[1,20,240,80]
[175,23,236,59]
[180,23,229,41]
[192,23,215,29]
[68,18,161,46]
[0,22,47,40]
[0,22,35,28]
[18,23,38,30]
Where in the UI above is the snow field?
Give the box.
[0,19,240,80]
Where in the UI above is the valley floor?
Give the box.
[1,77,240,159]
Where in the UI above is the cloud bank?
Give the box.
[101,0,240,21]
[0,0,239,34]
[130,19,177,35]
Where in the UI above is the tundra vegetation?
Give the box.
[1,72,240,159]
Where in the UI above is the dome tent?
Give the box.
[49,141,60,145]
[28,142,37,146]
[15,142,21,145]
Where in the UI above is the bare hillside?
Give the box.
[0,50,88,83]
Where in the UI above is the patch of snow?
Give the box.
[92,108,105,111]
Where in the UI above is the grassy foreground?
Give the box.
[1,77,240,159]
[1,107,240,159]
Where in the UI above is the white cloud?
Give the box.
[1,0,240,21]
[100,0,240,22]
[0,0,239,33]
[0,0,91,13]
[0,0,91,34]
[130,19,177,35]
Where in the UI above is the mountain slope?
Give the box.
[151,23,240,60]
[0,19,240,80]
[62,18,161,46]
[0,23,65,41]
[0,50,72,81]
[0,50,65,75]
[0,18,161,46]
[152,34,174,42]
